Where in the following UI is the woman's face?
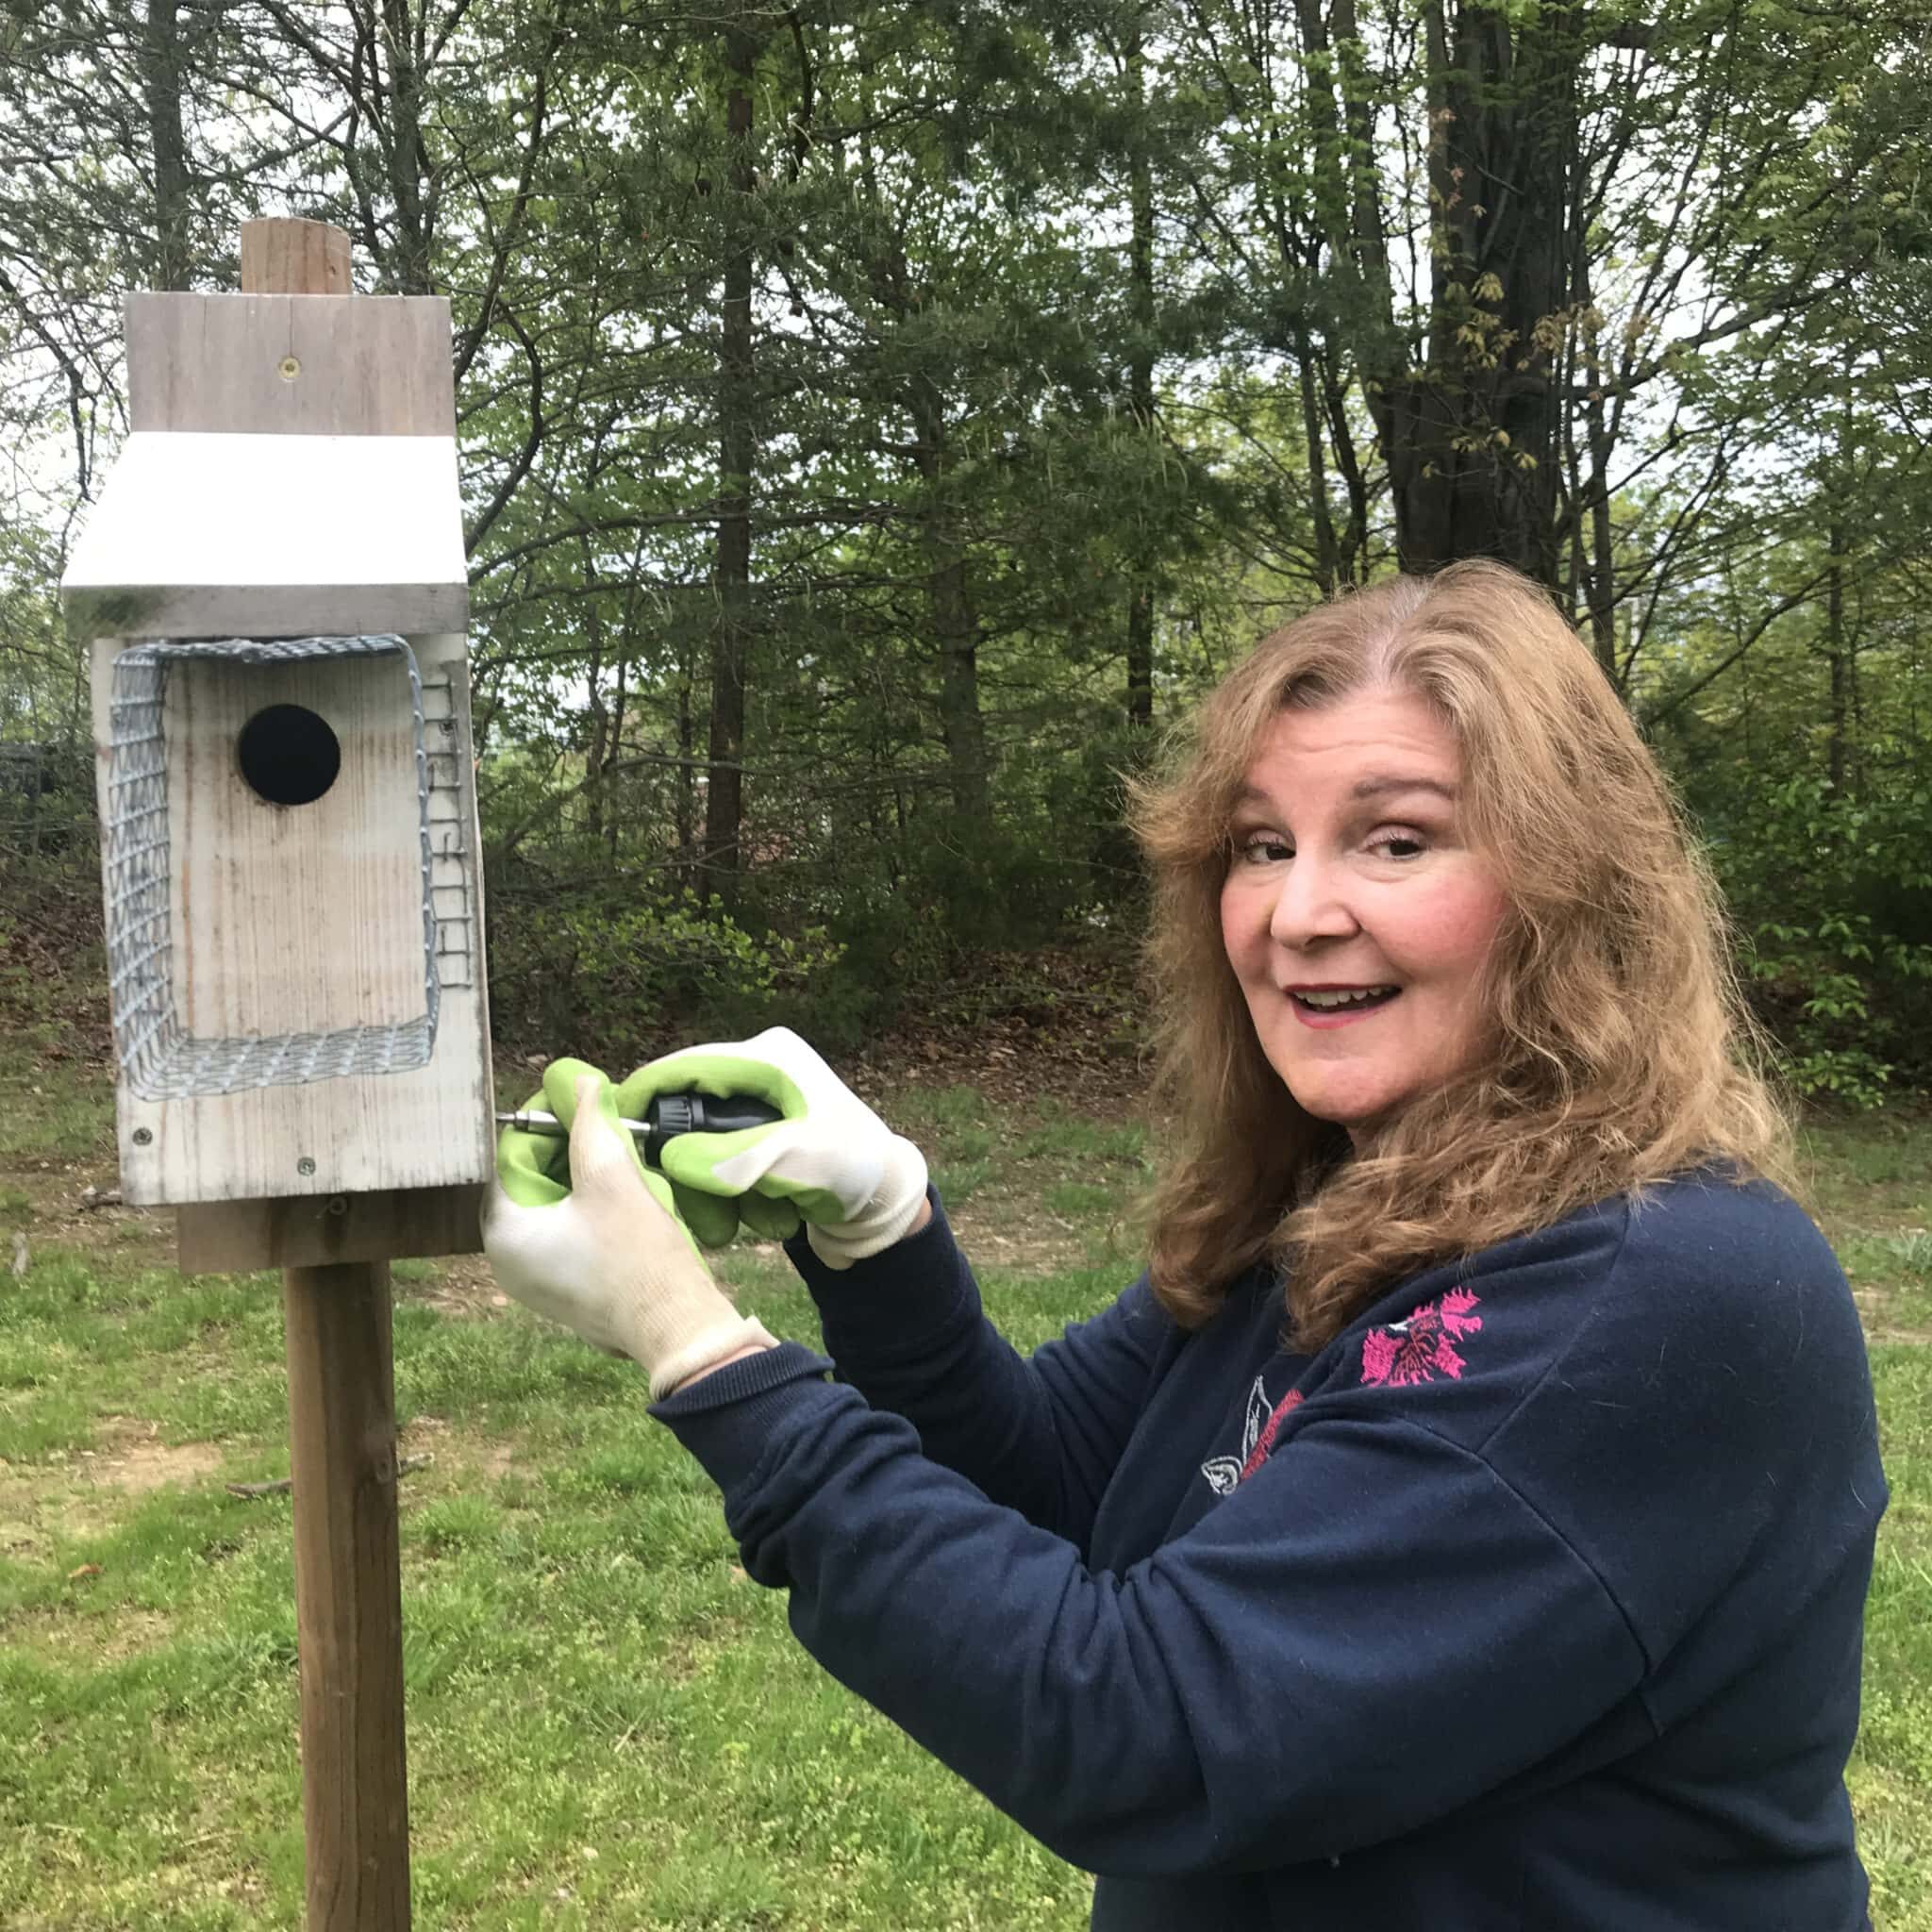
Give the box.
[1219,688,1509,1146]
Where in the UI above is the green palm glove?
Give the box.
[498,1058,738,1249]
[617,1027,929,1269]
[485,1059,776,1394]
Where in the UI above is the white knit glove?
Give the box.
[618,1026,928,1270]
[484,1062,776,1398]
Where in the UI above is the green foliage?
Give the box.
[1701,774,1932,1107]
[486,881,845,1065]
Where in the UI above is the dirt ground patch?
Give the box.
[854,1021,1151,1121]
[399,1412,522,1485]
[2,1601,175,1665]
[0,1158,175,1273]
[0,1458,51,1557]
[0,1423,228,1562]
[84,1419,225,1491]
[1849,1286,1932,1348]
[397,1251,511,1319]
[946,1193,1111,1275]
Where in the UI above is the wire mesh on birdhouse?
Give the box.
[104,634,440,1100]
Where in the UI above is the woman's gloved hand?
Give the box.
[483,1058,776,1398]
[618,1026,929,1270]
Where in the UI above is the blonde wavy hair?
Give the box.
[1131,559,1796,1348]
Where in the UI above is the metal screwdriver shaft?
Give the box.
[496,1109,652,1139]
[494,1091,783,1169]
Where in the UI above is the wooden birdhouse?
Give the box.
[62,267,494,1235]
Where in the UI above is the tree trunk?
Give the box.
[703,23,758,910]
[606,639,628,862]
[1295,324,1340,593]
[1827,374,1859,800]
[1124,23,1157,729]
[935,563,990,824]
[580,538,609,841]
[1576,266,1618,676]
[1365,1,1584,583]
[142,0,191,291]
[928,514,991,825]
[676,637,697,889]
[380,0,433,293]
[1826,512,1848,797]
[909,379,991,826]
[1288,0,1378,586]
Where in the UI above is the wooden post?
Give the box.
[241,216,353,295]
[283,1259,411,1930]
[247,218,412,1932]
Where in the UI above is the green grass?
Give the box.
[1802,1103,1932,1347]
[0,1058,1928,1927]
[0,1041,112,1163]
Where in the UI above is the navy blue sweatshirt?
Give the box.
[654,1174,1885,1929]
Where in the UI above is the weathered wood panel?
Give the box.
[169,647,425,1040]
[250,212,416,1932]
[282,1258,412,1930]
[127,291,454,437]
[67,582,468,641]
[91,630,494,1208]
[68,217,492,1250]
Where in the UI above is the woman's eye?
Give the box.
[1373,833,1426,860]
[1240,835,1292,864]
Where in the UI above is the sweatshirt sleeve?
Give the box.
[651,1355,1646,1875]
[784,1191,1173,1550]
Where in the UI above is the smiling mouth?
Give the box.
[1290,986,1401,1012]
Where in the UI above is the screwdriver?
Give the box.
[494,1092,783,1171]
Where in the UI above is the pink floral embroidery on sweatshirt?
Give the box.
[1360,1288,1484,1387]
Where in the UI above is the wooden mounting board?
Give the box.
[178,1185,484,1273]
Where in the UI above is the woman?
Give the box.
[486,561,1885,1929]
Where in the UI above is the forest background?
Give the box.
[1,0,1930,1105]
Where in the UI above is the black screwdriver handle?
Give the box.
[639,1092,784,1169]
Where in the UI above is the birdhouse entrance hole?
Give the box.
[238,703,341,806]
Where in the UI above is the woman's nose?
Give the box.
[1267,856,1360,949]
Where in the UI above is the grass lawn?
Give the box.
[0,1035,1927,1929]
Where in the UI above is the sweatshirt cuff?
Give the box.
[780,1182,989,1367]
[784,1174,966,1298]
[648,1340,836,1493]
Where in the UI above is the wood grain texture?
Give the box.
[74,215,492,1235]
[127,293,455,436]
[282,1259,411,1932]
[241,217,351,296]
[92,630,494,1208]
[178,1185,483,1273]
[173,646,425,1039]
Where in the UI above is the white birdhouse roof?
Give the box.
[64,430,468,638]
